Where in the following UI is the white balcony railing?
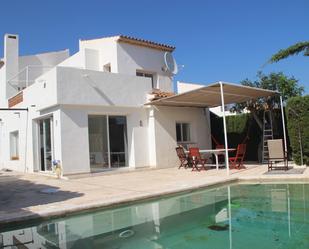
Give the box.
[7,65,54,95]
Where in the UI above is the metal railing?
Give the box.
[7,65,54,93]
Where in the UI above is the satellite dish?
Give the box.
[164,52,178,75]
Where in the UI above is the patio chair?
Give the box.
[267,139,288,171]
[188,147,207,171]
[229,144,246,169]
[176,146,189,169]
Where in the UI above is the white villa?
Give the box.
[0,34,212,175]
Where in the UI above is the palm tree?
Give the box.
[269,41,309,63]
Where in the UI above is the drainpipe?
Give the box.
[220,82,229,175]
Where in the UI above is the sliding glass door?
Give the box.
[109,116,127,168]
[39,118,53,171]
[88,115,127,170]
[88,116,109,169]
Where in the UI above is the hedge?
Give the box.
[210,113,261,161]
[286,95,309,165]
[226,114,248,133]
[210,110,286,162]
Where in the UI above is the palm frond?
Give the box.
[269,41,309,63]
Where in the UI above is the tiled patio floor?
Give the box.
[0,164,308,226]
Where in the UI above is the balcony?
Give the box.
[7,65,53,98]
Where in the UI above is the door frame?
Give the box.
[88,114,128,169]
[38,116,54,172]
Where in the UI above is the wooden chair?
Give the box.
[188,147,207,171]
[267,139,288,171]
[229,144,246,169]
[176,146,189,169]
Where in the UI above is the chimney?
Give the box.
[4,34,19,81]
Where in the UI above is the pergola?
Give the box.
[147,81,287,175]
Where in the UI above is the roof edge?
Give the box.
[80,34,175,52]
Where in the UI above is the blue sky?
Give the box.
[0,0,308,92]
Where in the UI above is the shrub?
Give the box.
[286,95,309,165]
[226,114,248,133]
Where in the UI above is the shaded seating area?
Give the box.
[267,139,288,171]
[149,82,287,175]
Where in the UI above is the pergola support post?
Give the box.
[280,95,288,155]
[220,82,230,175]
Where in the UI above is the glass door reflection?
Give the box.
[88,115,128,171]
[39,118,53,171]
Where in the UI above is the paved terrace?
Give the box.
[0,165,308,227]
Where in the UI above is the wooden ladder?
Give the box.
[262,110,273,163]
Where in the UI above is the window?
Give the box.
[10,131,19,160]
[176,123,191,142]
[136,71,155,88]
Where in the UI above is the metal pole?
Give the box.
[280,95,288,155]
[220,82,229,175]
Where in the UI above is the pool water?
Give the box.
[1,183,309,249]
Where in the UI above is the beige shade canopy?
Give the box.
[146,82,278,108]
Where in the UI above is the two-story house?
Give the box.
[0,34,211,175]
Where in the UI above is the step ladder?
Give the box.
[262,110,273,163]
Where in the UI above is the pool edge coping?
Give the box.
[1,176,309,229]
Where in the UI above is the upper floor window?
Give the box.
[176,123,191,142]
[136,70,155,88]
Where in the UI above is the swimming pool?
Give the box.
[1,183,309,248]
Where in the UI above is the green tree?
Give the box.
[286,96,309,165]
[231,72,304,130]
[269,41,309,63]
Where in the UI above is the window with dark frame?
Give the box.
[176,123,191,142]
[136,71,155,88]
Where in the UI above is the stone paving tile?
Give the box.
[0,164,308,225]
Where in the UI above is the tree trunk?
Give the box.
[252,111,263,131]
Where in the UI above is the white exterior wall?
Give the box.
[177,81,204,93]
[59,48,99,71]
[149,106,211,168]
[60,107,89,174]
[116,42,173,91]
[79,37,174,92]
[58,105,149,174]
[56,67,152,107]
[0,80,62,173]
[79,38,118,73]
[0,111,26,171]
